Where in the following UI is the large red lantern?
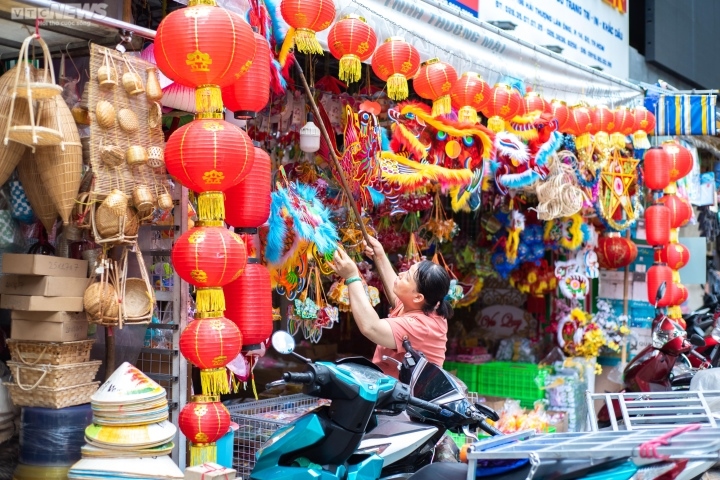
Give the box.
[642,147,670,191]
[591,105,615,134]
[523,92,550,115]
[371,37,420,101]
[328,15,377,84]
[224,262,273,348]
[647,264,674,307]
[165,118,253,220]
[154,0,255,90]
[632,106,656,149]
[610,107,635,150]
[673,282,689,305]
[450,72,491,124]
[280,0,335,55]
[645,204,671,246]
[225,146,271,228]
[657,243,690,270]
[657,194,692,229]
[662,141,693,182]
[482,83,522,132]
[180,317,243,394]
[551,100,571,132]
[179,395,231,465]
[568,105,594,150]
[222,31,271,119]
[413,58,458,118]
[596,234,638,269]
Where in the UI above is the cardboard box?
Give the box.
[11,316,88,342]
[0,295,84,312]
[2,254,88,278]
[0,275,87,297]
[11,310,85,323]
[184,463,236,480]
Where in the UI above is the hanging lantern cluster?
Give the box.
[155,0,260,465]
[643,140,694,326]
[596,233,638,270]
[279,0,336,55]
[481,83,522,132]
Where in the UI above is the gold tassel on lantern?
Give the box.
[190,443,218,466]
[432,95,452,118]
[609,132,627,150]
[387,74,409,101]
[575,132,592,151]
[633,131,651,150]
[664,182,678,195]
[487,116,505,133]
[200,368,231,395]
[294,28,324,55]
[670,228,679,244]
[195,85,224,116]
[458,106,479,124]
[339,54,362,83]
[594,132,610,152]
[668,305,683,319]
[198,192,226,222]
[196,287,226,313]
[672,270,681,283]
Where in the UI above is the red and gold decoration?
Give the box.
[596,233,638,269]
[371,37,421,101]
[658,193,692,229]
[222,30,272,119]
[551,100,571,132]
[632,106,656,149]
[179,395,231,465]
[328,15,377,84]
[657,243,690,271]
[224,261,273,348]
[279,0,336,55]
[482,83,522,132]
[413,58,458,118]
[523,91,550,115]
[642,147,670,191]
[590,105,615,150]
[645,204,671,246]
[663,140,694,182]
[647,264,674,308]
[225,145,272,228]
[567,105,593,151]
[611,106,635,149]
[450,72,490,124]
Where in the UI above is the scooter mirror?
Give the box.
[271,331,296,355]
[690,334,706,347]
[655,282,667,307]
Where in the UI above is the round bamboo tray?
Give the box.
[124,278,153,320]
[13,82,63,99]
[83,282,120,320]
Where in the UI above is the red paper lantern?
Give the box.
[657,194,692,229]
[657,243,690,270]
[632,106,656,149]
[225,147,271,228]
[224,262,273,348]
[154,1,255,89]
[662,141,693,182]
[591,105,615,134]
[172,226,247,288]
[642,147,670,191]
[551,100,571,132]
[567,105,593,137]
[482,83,522,132]
[328,15,377,84]
[645,204,671,246]
[596,234,638,269]
[674,282,689,305]
[280,0,335,55]
[371,37,421,101]
[222,32,271,119]
[523,92,550,115]
[179,395,231,463]
[647,264,674,307]
[413,58,458,118]
[450,72,491,124]
[613,107,636,135]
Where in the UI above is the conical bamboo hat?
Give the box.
[91,362,166,405]
[84,420,176,448]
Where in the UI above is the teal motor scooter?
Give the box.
[250,331,453,480]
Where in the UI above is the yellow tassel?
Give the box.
[672,270,681,283]
[189,443,217,466]
[457,106,478,124]
[487,116,505,133]
[594,132,610,152]
[198,192,225,222]
[387,74,409,101]
[670,228,679,243]
[664,182,678,195]
[668,306,682,319]
[201,368,230,395]
[188,0,216,6]
[432,95,452,118]
[633,131,651,150]
[278,28,295,67]
[575,132,592,151]
[609,132,627,150]
[294,28,324,55]
[196,287,226,313]
[195,85,223,116]
[251,371,258,400]
[339,55,362,84]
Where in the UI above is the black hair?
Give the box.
[413,260,454,319]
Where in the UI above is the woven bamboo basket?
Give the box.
[0,66,31,187]
[7,360,101,391]
[3,381,99,409]
[120,245,154,325]
[83,282,120,322]
[6,339,94,366]
[93,203,139,244]
[35,95,83,226]
[16,150,58,233]
[132,185,155,213]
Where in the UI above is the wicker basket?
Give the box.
[6,339,94,366]
[7,360,101,391]
[119,246,154,325]
[4,381,99,409]
[16,149,58,233]
[0,66,32,187]
[84,282,120,321]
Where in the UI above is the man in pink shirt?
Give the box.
[331,236,452,378]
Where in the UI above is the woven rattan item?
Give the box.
[6,339,94,366]
[7,361,101,391]
[147,146,164,169]
[35,95,83,226]
[16,150,58,233]
[97,49,118,89]
[4,381,99,408]
[73,191,93,230]
[126,146,148,167]
[84,253,120,326]
[132,185,155,213]
[148,102,162,129]
[12,36,63,100]
[0,66,31,187]
[118,108,139,133]
[93,201,139,245]
[95,101,116,129]
[157,189,173,211]
[119,245,154,325]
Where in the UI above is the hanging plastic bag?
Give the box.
[9,177,34,224]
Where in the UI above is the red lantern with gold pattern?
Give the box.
[523,92,550,115]
[645,204,671,246]
[591,105,615,134]
[450,72,491,124]
[657,243,690,270]
[643,147,670,191]
[224,262,273,348]
[371,37,420,101]
[482,83,522,132]
[328,15,377,84]
[413,58,458,118]
[154,0,256,89]
[632,106,656,149]
[225,146,271,228]
[596,233,638,269]
[165,118,253,220]
[179,395,231,465]
[662,141,694,182]
[180,317,243,394]
[673,282,689,305]
[647,264,674,307]
[280,0,335,55]
[222,31,271,119]
[566,105,593,137]
[613,107,636,135]
[551,100,571,132]
[657,194,692,229]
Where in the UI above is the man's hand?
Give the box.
[331,246,360,280]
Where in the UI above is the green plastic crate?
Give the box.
[448,426,556,448]
[474,362,548,409]
[444,361,477,392]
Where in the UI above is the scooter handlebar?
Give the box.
[478,419,503,436]
[283,371,315,384]
[407,395,444,414]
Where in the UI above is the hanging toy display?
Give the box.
[288,265,340,343]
